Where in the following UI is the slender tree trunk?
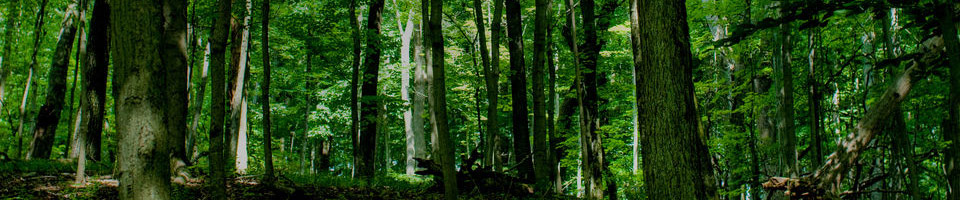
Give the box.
[27,4,79,160]
[505,0,534,182]
[17,0,48,159]
[634,1,718,199]
[0,0,21,115]
[427,0,458,197]
[546,11,559,193]
[67,0,87,159]
[472,0,495,171]
[486,0,503,170]
[774,0,798,189]
[260,0,275,184]
[628,0,640,175]
[77,0,108,163]
[357,0,384,178]
[111,0,173,198]
[807,29,824,167]
[227,1,251,174]
[207,0,233,197]
[187,42,210,164]
[531,0,551,186]
[940,1,960,199]
[161,0,190,180]
[349,0,362,178]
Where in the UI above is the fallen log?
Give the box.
[762,36,945,198]
[415,150,534,196]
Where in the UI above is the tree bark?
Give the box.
[774,3,798,196]
[940,1,960,199]
[207,0,233,197]
[577,0,603,197]
[634,0,719,199]
[486,0,504,170]
[348,0,362,178]
[161,0,190,180]
[412,20,428,166]
[17,0,48,159]
[505,0,534,182]
[0,0,20,115]
[27,4,79,160]
[628,0,640,175]
[473,0,496,171]
[401,10,417,176]
[111,0,172,198]
[427,0,458,197]
[226,0,252,175]
[531,0,551,187]
[187,42,210,164]
[357,0,384,178]
[260,0,275,184]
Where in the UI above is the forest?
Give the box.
[0,0,957,199]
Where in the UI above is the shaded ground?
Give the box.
[0,160,566,199]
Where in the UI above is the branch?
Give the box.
[762,36,945,198]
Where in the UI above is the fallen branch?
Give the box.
[762,36,945,198]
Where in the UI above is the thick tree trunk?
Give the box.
[940,1,960,199]
[260,0,275,183]
[504,0,533,182]
[634,0,719,199]
[412,21,428,166]
[111,0,173,198]
[207,0,233,197]
[27,4,79,160]
[486,0,503,170]
[357,0,384,178]
[349,0,362,178]
[161,0,190,180]
[531,0,551,186]
[427,0,458,197]
[771,4,797,199]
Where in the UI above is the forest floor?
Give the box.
[0,160,565,199]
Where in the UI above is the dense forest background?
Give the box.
[0,0,957,199]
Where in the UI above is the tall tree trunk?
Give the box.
[27,4,79,160]
[578,0,603,197]
[401,10,418,176]
[67,0,88,160]
[427,0,458,197]
[807,29,824,168]
[111,0,173,198]
[187,42,210,164]
[161,0,190,180]
[546,11,559,193]
[531,0,551,186]
[207,0,233,197]
[357,0,384,178]
[940,1,960,199]
[774,0,798,189]
[226,0,251,175]
[349,0,362,178]
[634,0,719,199]
[628,0,640,175]
[0,0,21,115]
[486,0,503,170]
[505,0,533,182]
[412,20,428,167]
[260,0,275,184]
[472,0,495,171]
[17,0,49,159]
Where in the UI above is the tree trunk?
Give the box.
[161,0,189,179]
[774,1,798,192]
[207,0,233,197]
[401,10,417,176]
[349,0,362,178]
[486,0,503,171]
[427,0,458,197]
[628,0,640,175]
[531,0,551,187]
[358,0,384,178]
[412,20,428,167]
[546,12,559,193]
[260,0,275,184]
[505,0,533,182]
[227,0,251,175]
[807,30,824,168]
[0,0,21,115]
[17,0,48,159]
[66,0,88,160]
[473,0,496,171]
[27,4,79,160]
[187,42,210,164]
[940,1,960,199]
[634,0,719,199]
[578,0,603,198]
[111,0,173,198]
